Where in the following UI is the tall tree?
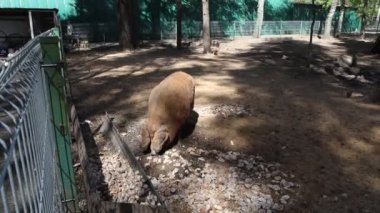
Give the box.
[118,0,137,49]
[376,0,380,32]
[202,0,211,53]
[336,0,346,37]
[253,0,265,38]
[372,34,380,53]
[350,0,379,38]
[324,0,338,37]
[177,0,182,49]
[151,0,161,40]
[377,2,380,31]
[308,0,317,69]
[360,0,369,39]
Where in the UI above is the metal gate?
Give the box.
[0,28,77,212]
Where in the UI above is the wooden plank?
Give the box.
[99,115,168,211]
[100,202,167,213]
[70,106,167,213]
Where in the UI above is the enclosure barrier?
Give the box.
[0,28,77,212]
[70,20,365,42]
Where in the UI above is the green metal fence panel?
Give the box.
[40,29,78,212]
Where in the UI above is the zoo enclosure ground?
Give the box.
[68,36,380,212]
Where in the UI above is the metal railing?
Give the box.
[0,29,75,212]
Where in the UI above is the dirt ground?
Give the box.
[68,36,380,212]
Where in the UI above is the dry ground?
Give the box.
[68,36,380,212]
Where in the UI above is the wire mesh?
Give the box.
[0,30,67,213]
[159,20,327,39]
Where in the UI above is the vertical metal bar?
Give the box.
[19,119,35,212]
[29,96,42,209]
[28,11,35,39]
[1,187,9,213]
[300,21,303,35]
[21,112,35,212]
[12,140,27,212]
[24,107,39,212]
[6,165,19,213]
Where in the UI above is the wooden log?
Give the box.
[99,114,168,211]
[71,106,167,213]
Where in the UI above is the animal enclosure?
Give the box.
[68,36,380,212]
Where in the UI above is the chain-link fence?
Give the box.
[158,20,326,39]
[70,20,365,41]
[0,29,77,212]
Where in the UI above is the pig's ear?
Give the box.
[150,127,169,155]
[140,125,151,152]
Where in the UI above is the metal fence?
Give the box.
[158,20,326,39]
[0,29,77,212]
[70,20,365,41]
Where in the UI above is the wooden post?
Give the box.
[40,29,78,211]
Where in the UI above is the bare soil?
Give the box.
[68,36,380,213]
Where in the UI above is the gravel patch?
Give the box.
[89,139,300,212]
[194,104,253,119]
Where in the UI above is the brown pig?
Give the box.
[141,71,195,155]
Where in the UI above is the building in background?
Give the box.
[0,8,59,57]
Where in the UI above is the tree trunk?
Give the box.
[202,0,211,53]
[177,0,182,49]
[118,0,137,50]
[308,0,316,69]
[360,0,369,40]
[151,0,161,40]
[372,35,380,54]
[324,0,338,37]
[253,0,264,38]
[336,0,345,37]
[376,2,380,33]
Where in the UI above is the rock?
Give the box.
[172,168,179,175]
[217,157,225,162]
[78,199,87,211]
[268,184,281,191]
[280,195,290,204]
[272,203,284,211]
[214,205,222,210]
[341,193,348,198]
[170,187,177,194]
[151,178,160,188]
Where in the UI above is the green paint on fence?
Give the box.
[40,30,78,212]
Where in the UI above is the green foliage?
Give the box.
[350,0,378,18]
